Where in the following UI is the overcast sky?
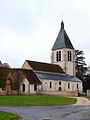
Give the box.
[0,0,90,67]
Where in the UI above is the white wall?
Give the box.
[41,79,83,92]
[19,78,83,94]
[20,78,41,94]
[51,48,75,76]
[20,79,29,93]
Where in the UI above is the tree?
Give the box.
[75,50,87,80]
[83,65,90,91]
[0,68,24,92]
[87,65,90,75]
[0,68,10,88]
[10,69,24,91]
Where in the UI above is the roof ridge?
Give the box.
[26,60,60,66]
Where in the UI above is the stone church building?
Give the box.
[20,21,83,96]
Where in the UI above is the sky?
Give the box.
[0,0,90,68]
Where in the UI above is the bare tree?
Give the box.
[0,68,10,89]
[11,69,24,91]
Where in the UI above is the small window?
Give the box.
[67,51,72,61]
[77,84,78,89]
[56,51,58,62]
[68,83,70,89]
[67,51,69,61]
[70,51,72,61]
[34,84,37,91]
[50,81,52,88]
[56,51,61,62]
[59,51,61,61]
[59,81,61,85]
[22,84,25,92]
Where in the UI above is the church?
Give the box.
[19,21,83,96]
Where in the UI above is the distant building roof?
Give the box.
[21,69,41,84]
[0,67,41,85]
[26,60,64,74]
[52,21,74,50]
[35,71,82,82]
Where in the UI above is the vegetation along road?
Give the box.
[0,111,20,120]
[0,96,90,120]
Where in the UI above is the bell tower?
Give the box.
[51,21,75,76]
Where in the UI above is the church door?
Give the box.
[22,84,25,92]
[34,84,37,91]
[59,87,62,91]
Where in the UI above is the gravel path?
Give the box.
[74,97,90,105]
[0,97,90,120]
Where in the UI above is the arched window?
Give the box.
[67,51,72,61]
[59,51,61,61]
[67,51,70,61]
[34,84,37,91]
[50,81,52,88]
[59,81,61,85]
[77,84,78,89]
[70,51,72,61]
[68,83,70,89]
[56,51,58,62]
[22,84,25,92]
[56,51,61,62]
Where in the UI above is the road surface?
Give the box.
[0,97,90,120]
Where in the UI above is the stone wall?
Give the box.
[39,91,78,97]
[0,88,6,95]
[51,48,75,76]
[41,79,82,92]
[0,88,18,95]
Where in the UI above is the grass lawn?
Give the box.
[0,95,76,106]
[0,111,20,120]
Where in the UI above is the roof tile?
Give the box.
[52,21,74,50]
[26,60,64,74]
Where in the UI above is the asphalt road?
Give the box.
[0,97,90,120]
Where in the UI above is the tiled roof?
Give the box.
[0,67,41,85]
[26,60,64,74]
[21,69,41,84]
[52,21,74,50]
[35,71,82,82]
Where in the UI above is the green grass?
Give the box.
[0,111,20,120]
[0,95,76,106]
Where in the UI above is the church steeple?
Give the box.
[52,21,74,50]
[51,21,75,76]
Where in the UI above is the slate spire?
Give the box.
[52,21,74,50]
[61,21,64,29]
